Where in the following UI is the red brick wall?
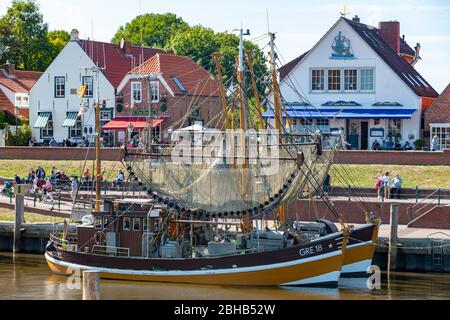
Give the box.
[335,150,448,165]
[0,147,124,161]
[289,199,450,229]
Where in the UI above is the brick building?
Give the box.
[424,84,450,149]
[0,63,42,120]
[104,53,222,145]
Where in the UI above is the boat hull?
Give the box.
[341,223,379,277]
[45,232,347,287]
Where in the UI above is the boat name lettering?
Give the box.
[299,244,323,256]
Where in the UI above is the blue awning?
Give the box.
[33,112,52,128]
[263,108,417,119]
[62,112,79,127]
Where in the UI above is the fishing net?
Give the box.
[126,129,341,214]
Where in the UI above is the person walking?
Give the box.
[391,174,403,199]
[114,170,125,190]
[374,170,384,199]
[382,172,391,199]
[431,135,439,151]
[71,176,79,204]
[44,177,54,203]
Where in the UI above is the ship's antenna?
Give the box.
[266,8,270,34]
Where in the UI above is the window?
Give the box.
[133,218,141,231]
[327,70,341,91]
[344,69,357,91]
[40,113,53,138]
[55,77,65,98]
[316,119,330,127]
[123,217,130,231]
[82,76,94,97]
[103,217,111,230]
[388,119,402,138]
[94,217,102,229]
[431,126,450,150]
[150,81,159,103]
[131,82,142,103]
[301,119,313,126]
[311,69,325,91]
[360,69,374,91]
[70,115,83,138]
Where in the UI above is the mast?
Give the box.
[269,32,283,144]
[237,27,248,132]
[268,32,286,227]
[95,100,101,212]
[212,52,230,130]
[245,50,265,129]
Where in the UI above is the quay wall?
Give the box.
[1,147,450,165]
[0,222,76,253]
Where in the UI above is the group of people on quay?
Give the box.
[1,166,127,204]
[374,171,404,199]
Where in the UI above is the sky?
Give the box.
[0,0,449,92]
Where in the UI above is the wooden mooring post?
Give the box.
[388,203,399,271]
[13,185,26,253]
[83,270,100,300]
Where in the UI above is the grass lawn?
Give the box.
[0,160,448,190]
[0,208,66,223]
[330,164,450,189]
[0,160,125,181]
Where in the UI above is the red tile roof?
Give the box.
[0,90,14,116]
[0,69,42,93]
[78,40,166,89]
[128,53,220,97]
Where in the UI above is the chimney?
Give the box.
[70,29,79,41]
[379,21,400,54]
[352,15,360,23]
[4,61,15,77]
[120,38,133,55]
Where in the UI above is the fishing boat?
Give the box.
[45,27,378,286]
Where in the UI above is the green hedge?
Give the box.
[5,125,32,146]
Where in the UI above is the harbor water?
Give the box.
[1,252,449,300]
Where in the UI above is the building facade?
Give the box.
[29,29,164,145]
[266,16,438,150]
[105,53,222,145]
[424,84,450,150]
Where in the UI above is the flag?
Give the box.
[78,99,88,116]
[77,84,87,98]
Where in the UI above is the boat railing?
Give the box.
[91,245,130,257]
[50,233,78,252]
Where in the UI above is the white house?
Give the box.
[29,29,164,146]
[266,16,438,150]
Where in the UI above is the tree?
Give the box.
[112,13,189,48]
[0,0,50,71]
[45,30,70,66]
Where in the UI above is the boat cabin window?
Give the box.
[94,217,102,229]
[143,218,148,231]
[103,217,111,230]
[123,217,130,231]
[133,218,141,231]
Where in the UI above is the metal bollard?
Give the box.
[415,186,419,204]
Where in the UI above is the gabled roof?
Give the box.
[0,89,28,118]
[128,53,220,97]
[279,17,438,98]
[78,40,166,89]
[0,69,42,93]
